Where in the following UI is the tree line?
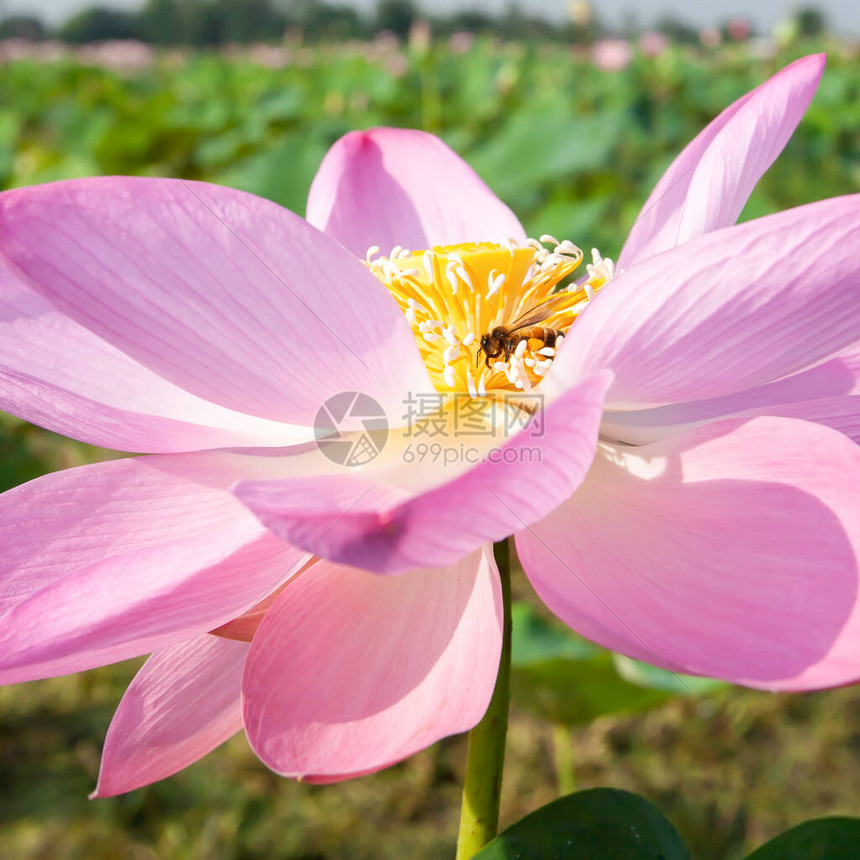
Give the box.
[0,0,828,46]
[0,0,601,45]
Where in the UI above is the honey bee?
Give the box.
[477,296,567,368]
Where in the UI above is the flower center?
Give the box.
[366,237,614,396]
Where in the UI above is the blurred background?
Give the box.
[0,1,859,858]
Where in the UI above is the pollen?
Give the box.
[366,238,614,397]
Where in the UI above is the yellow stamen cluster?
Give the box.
[366,237,613,397]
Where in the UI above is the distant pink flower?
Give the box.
[727,16,753,41]
[1,53,859,795]
[245,43,290,69]
[592,37,633,71]
[76,40,155,73]
[699,26,722,48]
[639,30,670,58]
[448,31,474,54]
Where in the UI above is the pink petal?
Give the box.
[93,634,247,797]
[210,556,318,642]
[603,344,860,444]
[517,417,860,690]
[618,54,825,269]
[0,178,430,426]
[306,127,525,257]
[747,395,860,444]
[233,371,611,575]
[243,546,501,780]
[559,195,860,409]
[0,454,306,683]
[0,266,308,452]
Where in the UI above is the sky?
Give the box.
[3,0,860,35]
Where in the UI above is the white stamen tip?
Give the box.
[555,240,582,257]
[514,339,528,359]
[446,262,459,294]
[467,373,478,399]
[455,266,474,290]
[487,271,506,297]
[462,332,475,346]
[443,364,457,388]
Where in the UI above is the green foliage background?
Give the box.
[1,35,859,860]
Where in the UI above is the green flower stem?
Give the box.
[552,723,576,796]
[455,539,512,860]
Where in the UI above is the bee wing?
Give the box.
[507,293,568,332]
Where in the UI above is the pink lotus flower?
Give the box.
[591,38,634,71]
[1,53,859,795]
[639,31,670,58]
